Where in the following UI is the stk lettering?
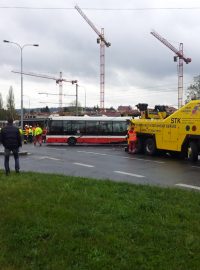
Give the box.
[171,118,181,124]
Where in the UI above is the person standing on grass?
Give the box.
[0,118,22,175]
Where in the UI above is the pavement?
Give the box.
[0,149,27,155]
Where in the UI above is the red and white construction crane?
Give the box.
[12,70,77,110]
[75,4,111,110]
[150,30,191,108]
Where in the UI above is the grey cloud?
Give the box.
[0,0,199,109]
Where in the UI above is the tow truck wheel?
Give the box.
[188,141,198,162]
[68,137,77,146]
[135,138,144,154]
[145,138,157,156]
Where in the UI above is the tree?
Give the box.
[6,86,17,119]
[40,106,50,113]
[186,75,200,103]
[67,100,82,115]
[93,105,100,112]
[0,93,3,110]
[0,92,7,120]
[109,106,116,111]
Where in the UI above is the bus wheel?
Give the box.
[145,138,157,156]
[68,137,77,146]
[188,141,198,162]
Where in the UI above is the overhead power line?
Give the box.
[0,6,74,10]
[1,6,200,11]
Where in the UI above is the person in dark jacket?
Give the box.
[0,118,22,175]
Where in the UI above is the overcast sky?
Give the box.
[0,0,199,110]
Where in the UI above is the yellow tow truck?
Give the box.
[129,100,200,162]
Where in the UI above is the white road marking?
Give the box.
[176,183,200,191]
[48,147,67,151]
[114,170,145,178]
[122,156,165,164]
[77,151,107,156]
[192,166,200,169]
[77,150,164,163]
[73,162,94,168]
[37,156,61,161]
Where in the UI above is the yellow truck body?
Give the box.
[130,100,200,161]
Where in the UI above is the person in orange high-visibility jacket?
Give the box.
[34,124,43,146]
[127,124,137,153]
[42,127,47,143]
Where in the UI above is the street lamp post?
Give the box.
[23,95,31,118]
[3,40,39,129]
[84,87,86,112]
[75,83,78,116]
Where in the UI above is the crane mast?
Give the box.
[75,5,111,110]
[12,70,77,110]
[151,30,191,108]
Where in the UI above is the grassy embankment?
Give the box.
[0,171,199,270]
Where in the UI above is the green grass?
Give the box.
[0,171,199,270]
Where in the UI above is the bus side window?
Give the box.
[99,121,112,135]
[50,120,63,134]
[121,122,128,134]
[113,122,126,135]
[63,121,72,134]
[71,121,85,135]
[85,121,99,135]
[78,121,86,134]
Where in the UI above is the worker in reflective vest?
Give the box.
[28,126,33,143]
[34,124,43,146]
[23,125,29,144]
[127,124,137,153]
[19,127,23,136]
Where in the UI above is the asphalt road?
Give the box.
[0,143,200,191]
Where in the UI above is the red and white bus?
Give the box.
[46,115,131,145]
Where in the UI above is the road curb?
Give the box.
[0,151,28,156]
